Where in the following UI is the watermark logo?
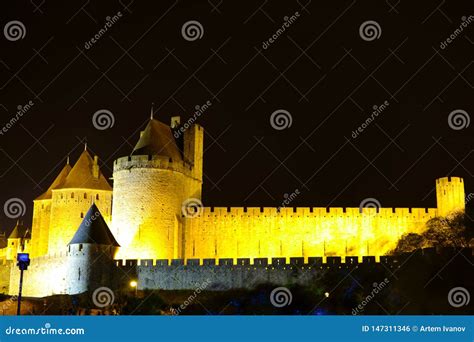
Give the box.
[447,287,470,308]
[359,198,381,216]
[182,198,203,218]
[352,278,390,315]
[171,279,210,315]
[351,100,389,139]
[0,100,35,136]
[448,109,470,130]
[92,287,115,308]
[173,100,212,139]
[262,11,300,49]
[277,189,300,211]
[4,198,26,219]
[84,12,123,50]
[92,109,115,130]
[359,20,381,41]
[440,16,474,50]
[270,287,292,307]
[270,109,292,130]
[4,21,26,41]
[181,20,204,41]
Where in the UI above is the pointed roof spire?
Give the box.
[67,155,70,165]
[60,149,112,191]
[150,102,154,120]
[69,203,119,246]
[35,161,72,200]
[84,142,88,151]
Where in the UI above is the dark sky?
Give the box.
[1,0,473,232]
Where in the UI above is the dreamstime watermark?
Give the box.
[171,279,211,315]
[448,109,470,130]
[182,198,204,218]
[181,20,204,41]
[0,101,35,136]
[447,287,470,308]
[270,287,293,308]
[173,100,212,139]
[1,295,18,313]
[359,198,381,217]
[92,109,115,130]
[465,193,474,204]
[5,323,84,336]
[84,12,123,50]
[440,16,474,50]
[262,11,301,49]
[82,210,101,227]
[277,189,300,211]
[352,278,390,315]
[92,287,115,308]
[3,20,26,41]
[351,100,389,139]
[270,109,292,130]
[359,20,381,41]
[3,198,26,219]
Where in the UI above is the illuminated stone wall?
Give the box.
[30,199,52,257]
[436,177,465,216]
[47,189,112,255]
[9,253,68,297]
[111,156,187,260]
[184,207,436,261]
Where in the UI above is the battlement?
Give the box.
[114,248,472,268]
[114,155,193,174]
[436,176,464,185]
[196,206,438,217]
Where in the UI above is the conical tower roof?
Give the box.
[59,149,112,191]
[68,203,119,246]
[36,162,72,200]
[131,118,182,161]
[8,221,31,239]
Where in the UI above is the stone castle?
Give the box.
[0,115,466,297]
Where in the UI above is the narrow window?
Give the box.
[96,194,99,200]
[71,193,74,199]
[84,193,87,199]
[79,244,83,251]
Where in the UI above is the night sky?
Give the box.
[1,0,473,233]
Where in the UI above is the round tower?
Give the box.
[436,176,465,216]
[111,116,203,260]
[67,203,119,294]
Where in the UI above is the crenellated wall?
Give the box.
[183,206,438,260]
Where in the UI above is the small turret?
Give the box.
[67,204,119,294]
[436,177,465,216]
[6,221,31,260]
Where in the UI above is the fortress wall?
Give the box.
[30,199,52,257]
[47,189,112,255]
[118,255,400,291]
[112,165,186,260]
[184,207,438,260]
[9,254,68,297]
[0,261,12,294]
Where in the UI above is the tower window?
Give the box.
[80,213,84,218]
[96,194,99,200]
[71,193,74,199]
[84,193,87,199]
[79,244,83,251]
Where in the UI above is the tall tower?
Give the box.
[111,116,203,260]
[436,177,465,216]
[47,148,113,255]
[30,159,71,257]
[67,203,120,294]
